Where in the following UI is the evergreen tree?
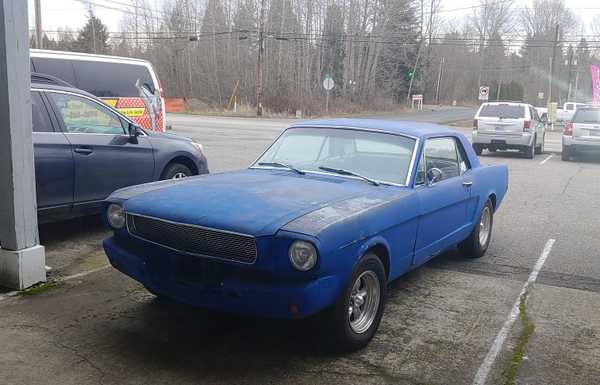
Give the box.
[322,3,345,97]
[74,11,110,54]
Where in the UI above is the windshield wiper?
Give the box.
[258,162,305,175]
[318,166,380,186]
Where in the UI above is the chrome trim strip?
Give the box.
[125,212,258,265]
[405,137,420,186]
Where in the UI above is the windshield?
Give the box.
[479,105,525,119]
[254,127,416,185]
[573,109,600,123]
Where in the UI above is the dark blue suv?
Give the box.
[31,76,208,223]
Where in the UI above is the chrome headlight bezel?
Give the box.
[289,240,318,271]
[106,203,125,229]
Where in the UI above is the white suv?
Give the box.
[472,102,546,159]
[562,106,600,161]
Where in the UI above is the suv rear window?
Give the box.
[573,109,600,124]
[479,105,525,119]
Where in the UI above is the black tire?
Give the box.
[473,144,483,156]
[535,134,545,154]
[161,163,192,180]
[561,147,569,161]
[488,148,497,153]
[326,253,387,352]
[524,141,535,159]
[459,199,494,259]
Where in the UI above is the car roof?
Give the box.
[30,81,97,99]
[289,118,459,139]
[480,101,529,106]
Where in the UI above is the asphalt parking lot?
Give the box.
[1,110,599,385]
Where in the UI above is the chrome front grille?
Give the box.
[126,214,257,264]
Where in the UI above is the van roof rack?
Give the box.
[31,72,74,88]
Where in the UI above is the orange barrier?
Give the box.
[165,98,186,113]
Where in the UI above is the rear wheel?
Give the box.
[562,146,573,161]
[535,134,545,154]
[488,148,497,153]
[459,199,494,259]
[326,253,386,352]
[524,140,535,159]
[161,163,192,180]
[473,144,483,156]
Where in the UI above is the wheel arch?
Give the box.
[356,236,391,281]
[161,156,199,178]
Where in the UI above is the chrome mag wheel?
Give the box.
[479,205,492,247]
[348,270,381,334]
[172,172,188,179]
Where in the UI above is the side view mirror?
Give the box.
[128,123,141,143]
[427,168,443,185]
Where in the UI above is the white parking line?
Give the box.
[472,239,556,385]
[539,154,553,165]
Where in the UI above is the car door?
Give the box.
[32,90,74,215]
[413,137,471,265]
[46,91,155,208]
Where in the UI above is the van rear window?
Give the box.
[479,105,525,119]
[32,57,154,98]
[73,61,154,97]
[573,109,600,124]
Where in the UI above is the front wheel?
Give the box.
[459,199,494,258]
[327,253,386,352]
[161,163,192,180]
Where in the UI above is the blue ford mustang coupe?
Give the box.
[102,119,508,351]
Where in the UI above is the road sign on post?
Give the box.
[411,94,423,110]
[323,74,335,114]
[478,86,490,102]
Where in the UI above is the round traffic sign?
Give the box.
[323,77,335,91]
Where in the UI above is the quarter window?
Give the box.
[48,93,125,135]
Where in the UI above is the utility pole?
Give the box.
[566,47,574,101]
[548,24,559,105]
[256,0,266,117]
[435,56,444,104]
[34,0,42,49]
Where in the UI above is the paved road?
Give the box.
[1,112,599,385]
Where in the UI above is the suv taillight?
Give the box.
[474,119,478,130]
[564,122,573,136]
[523,120,531,131]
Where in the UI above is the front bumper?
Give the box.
[472,131,533,149]
[103,236,341,319]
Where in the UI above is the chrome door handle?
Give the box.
[74,147,93,155]
[463,181,473,187]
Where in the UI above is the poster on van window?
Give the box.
[592,64,600,105]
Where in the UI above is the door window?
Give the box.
[423,137,460,182]
[31,91,54,132]
[48,92,125,135]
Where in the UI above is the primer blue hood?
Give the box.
[116,169,389,237]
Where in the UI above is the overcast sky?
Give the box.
[28,0,600,35]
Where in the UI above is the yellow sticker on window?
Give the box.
[102,99,118,108]
[118,108,146,117]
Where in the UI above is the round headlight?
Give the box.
[107,204,125,229]
[289,240,317,271]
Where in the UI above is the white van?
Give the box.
[30,49,166,132]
